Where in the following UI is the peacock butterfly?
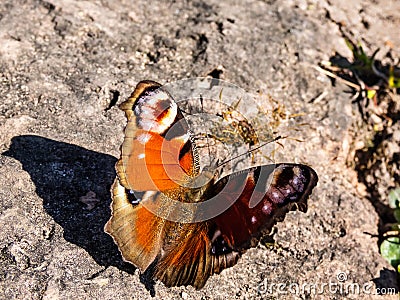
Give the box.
[104,80,318,289]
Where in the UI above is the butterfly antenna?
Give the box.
[216,136,283,169]
[199,94,213,165]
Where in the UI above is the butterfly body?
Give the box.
[105,80,318,289]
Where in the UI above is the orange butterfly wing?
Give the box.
[116,80,198,192]
[105,180,164,271]
[105,81,198,271]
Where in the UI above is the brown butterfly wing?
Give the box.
[154,222,240,289]
[105,81,198,271]
[208,164,318,251]
[154,163,318,289]
[105,179,166,271]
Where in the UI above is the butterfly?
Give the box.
[104,80,318,289]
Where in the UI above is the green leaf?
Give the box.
[344,38,355,53]
[388,188,400,209]
[391,224,400,231]
[380,237,400,269]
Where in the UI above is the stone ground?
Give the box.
[1,0,400,299]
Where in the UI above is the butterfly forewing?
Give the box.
[116,80,198,192]
[105,80,200,271]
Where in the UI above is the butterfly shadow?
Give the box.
[3,135,156,296]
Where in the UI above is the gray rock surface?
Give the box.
[1,0,399,299]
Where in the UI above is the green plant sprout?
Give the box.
[380,188,400,272]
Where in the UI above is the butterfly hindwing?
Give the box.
[104,179,166,271]
[154,222,240,289]
[209,163,317,251]
[153,164,318,289]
